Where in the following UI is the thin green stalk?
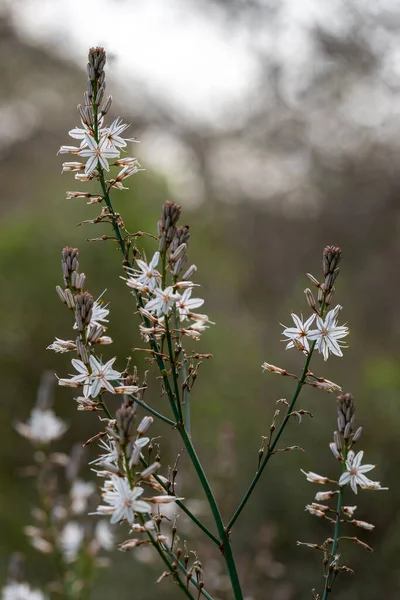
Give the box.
[140,456,220,545]
[165,317,184,424]
[163,547,215,600]
[88,113,243,598]
[163,317,243,599]
[227,344,315,530]
[322,445,348,599]
[177,424,244,600]
[128,392,176,427]
[174,306,191,436]
[100,398,219,546]
[138,514,197,600]
[228,299,328,531]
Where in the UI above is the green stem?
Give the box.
[322,446,347,599]
[165,318,184,424]
[178,423,243,600]
[163,547,215,600]
[128,392,176,427]
[138,514,197,600]
[227,344,316,530]
[173,306,191,436]
[101,398,219,545]
[88,111,243,599]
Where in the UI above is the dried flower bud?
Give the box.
[305,288,317,311]
[137,416,153,435]
[315,490,338,501]
[76,336,89,364]
[62,247,79,285]
[323,246,342,277]
[182,264,197,281]
[306,273,320,287]
[337,393,355,433]
[74,292,94,332]
[329,442,341,460]
[333,431,342,451]
[158,201,181,252]
[261,362,287,376]
[349,519,375,531]
[352,426,363,443]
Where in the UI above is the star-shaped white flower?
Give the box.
[125,252,161,292]
[338,450,376,494]
[282,313,316,352]
[79,134,120,174]
[144,286,180,317]
[95,476,151,525]
[59,356,121,398]
[89,356,121,397]
[176,288,204,321]
[100,117,139,149]
[47,338,77,353]
[307,305,349,361]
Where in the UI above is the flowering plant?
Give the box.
[4,47,387,600]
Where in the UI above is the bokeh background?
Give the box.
[1,0,399,598]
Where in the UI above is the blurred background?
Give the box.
[1,0,399,598]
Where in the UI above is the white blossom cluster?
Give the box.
[91,416,180,527]
[282,305,349,361]
[59,115,141,191]
[123,251,211,342]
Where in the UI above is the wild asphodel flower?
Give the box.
[124,252,161,292]
[94,476,151,525]
[339,450,387,494]
[144,286,180,317]
[78,134,120,174]
[307,305,349,361]
[58,356,121,398]
[282,313,316,353]
[176,288,204,321]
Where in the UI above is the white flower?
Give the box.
[176,288,204,321]
[79,134,120,174]
[2,582,47,600]
[47,338,77,353]
[89,356,122,397]
[315,490,338,501]
[349,519,375,530]
[305,504,327,518]
[282,313,316,352]
[68,119,96,147]
[91,297,110,328]
[300,469,329,484]
[100,117,138,149]
[144,286,180,317]
[60,522,84,562]
[70,480,96,514]
[15,409,67,444]
[307,305,349,361]
[338,450,376,494]
[342,505,357,517]
[94,476,151,525]
[59,356,121,398]
[90,437,119,467]
[125,252,161,292]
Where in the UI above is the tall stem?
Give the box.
[90,100,243,598]
[228,344,315,530]
[322,444,347,599]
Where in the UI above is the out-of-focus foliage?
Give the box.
[0,3,400,599]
